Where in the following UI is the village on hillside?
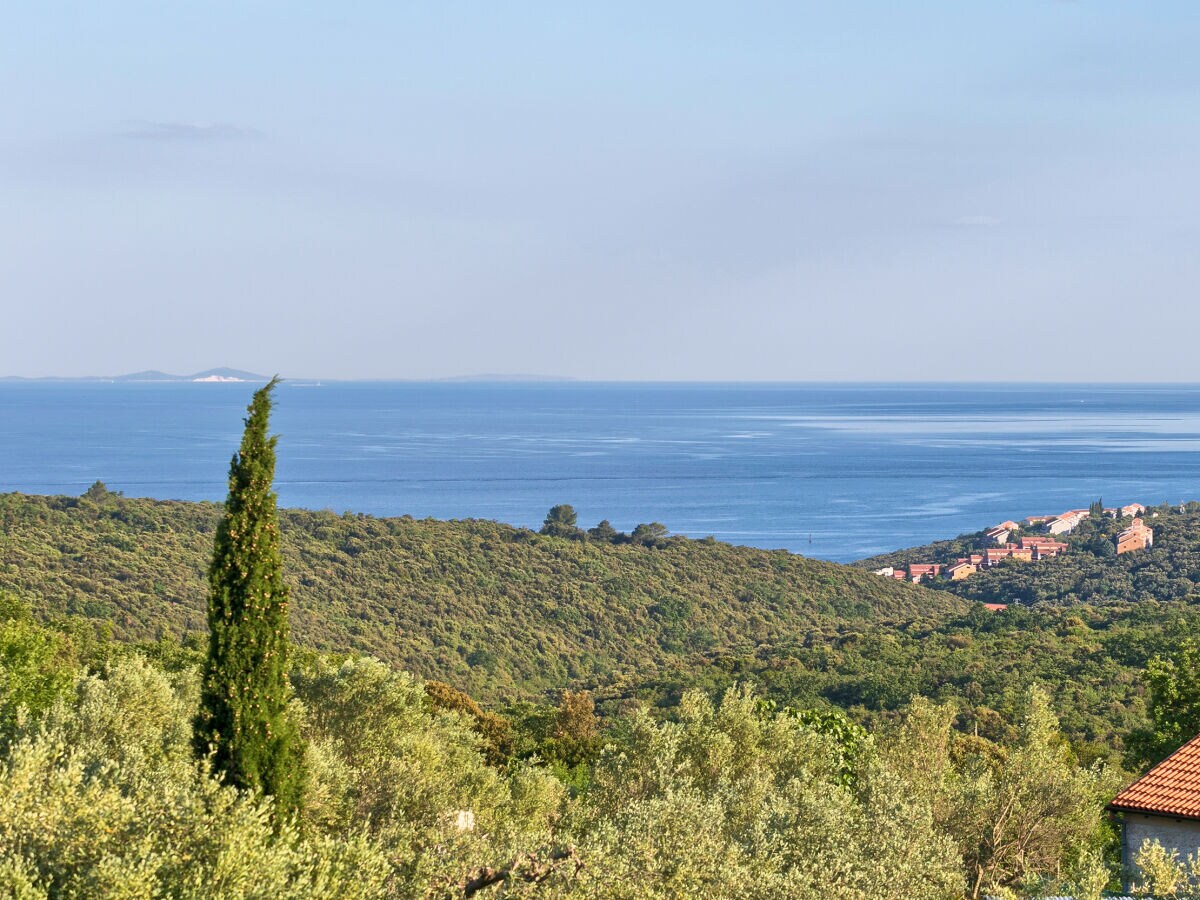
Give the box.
[873,502,1155,588]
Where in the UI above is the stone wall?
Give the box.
[1123,812,1200,888]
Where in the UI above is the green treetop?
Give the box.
[541,504,584,539]
[194,377,305,816]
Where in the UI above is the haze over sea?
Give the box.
[2,381,1198,563]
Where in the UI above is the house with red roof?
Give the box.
[945,560,976,580]
[1110,732,1200,888]
[1047,510,1089,535]
[905,563,941,583]
[1116,518,1154,555]
[1019,536,1069,559]
[985,525,1012,545]
[981,548,1010,567]
[981,545,1033,567]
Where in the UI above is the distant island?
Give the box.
[1,370,582,383]
[0,368,270,383]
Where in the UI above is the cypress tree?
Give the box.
[194,377,305,815]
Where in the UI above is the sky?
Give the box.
[3,1,1199,381]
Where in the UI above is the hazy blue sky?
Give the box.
[3,2,1198,380]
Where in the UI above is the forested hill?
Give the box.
[855,505,1200,608]
[0,491,964,700]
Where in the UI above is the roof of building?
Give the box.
[1110,733,1200,820]
[1117,520,1152,541]
[982,603,1007,612]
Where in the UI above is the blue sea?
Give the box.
[1,381,1198,563]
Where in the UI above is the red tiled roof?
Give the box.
[1117,522,1152,541]
[982,603,1007,611]
[1110,733,1200,819]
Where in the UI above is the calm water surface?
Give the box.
[2,382,1198,563]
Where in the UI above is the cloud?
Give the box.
[118,121,263,142]
[954,215,1002,227]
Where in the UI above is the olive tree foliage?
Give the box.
[0,650,565,899]
[0,607,1122,897]
[880,690,1117,900]
[553,686,965,899]
[0,597,77,751]
[1129,839,1200,898]
[291,656,566,896]
[0,656,387,899]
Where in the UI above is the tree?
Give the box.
[587,519,619,542]
[541,504,584,539]
[549,690,601,768]
[886,690,1114,899]
[1126,640,1200,768]
[82,480,111,502]
[631,522,669,548]
[194,378,305,816]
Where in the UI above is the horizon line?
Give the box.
[7,374,1200,387]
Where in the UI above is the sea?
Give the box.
[1,381,1198,563]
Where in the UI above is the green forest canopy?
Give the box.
[0,490,964,701]
[9,490,1200,766]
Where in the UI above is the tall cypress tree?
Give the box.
[195,377,305,815]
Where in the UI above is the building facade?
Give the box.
[1110,732,1200,890]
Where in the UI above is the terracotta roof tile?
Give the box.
[1110,733,1200,819]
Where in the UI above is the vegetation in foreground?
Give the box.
[195,378,306,816]
[10,486,1200,765]
[0,599,1127,898]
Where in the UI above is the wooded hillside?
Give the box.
[857,505,1200,608]
[0,490,964,700]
